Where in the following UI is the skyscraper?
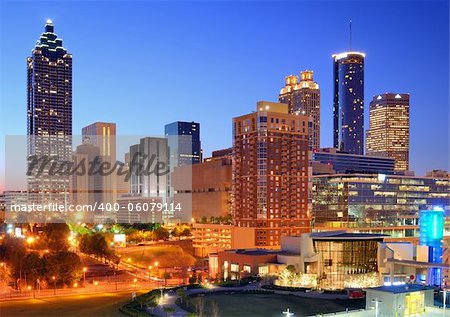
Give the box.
[233,101,311,247]
[82,122,117,204]
[129,137,171,221]
[279,71,321,150]
[366,93,410,171]
[27,20,72,206]
[332,52,365,155]
[164,121,201,167]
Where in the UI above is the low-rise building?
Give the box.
[312,173,450,240]
[172,156,232,222]
[364,284,434,317]
[210,231,385,289]
[312,148,395,175]
[193,223,256,257]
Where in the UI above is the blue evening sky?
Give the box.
[0,1,449,190]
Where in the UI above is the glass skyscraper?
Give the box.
[27,20,72,208]
[333,52,365,155]
[165,121,201,167]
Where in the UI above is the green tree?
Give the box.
[153,227,170,240]
[43,223,70,252]
[22,252,43,285]
[43,251,81,286]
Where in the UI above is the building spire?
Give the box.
[349,20,352,51]
[45,19,54,33]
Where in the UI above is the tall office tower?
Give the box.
[165,121,201,167]
[27,20,72,207]
[279,71,321,150]
[233,101,311,247]
[332,52,365,154]
[82,122,117,204]
[366,93,410,171]
[129,137,171,221]
[71,141,102,223]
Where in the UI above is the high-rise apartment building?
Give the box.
[82,122,117,204]
[232,101,311,247]
[27,20,72,206]
[333,52,365,155]
[279,71,321,150]
[366,93,410,171]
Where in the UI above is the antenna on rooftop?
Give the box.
[349,20,352,50]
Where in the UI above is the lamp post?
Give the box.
[52,276,56,295]
[83,267,87,285]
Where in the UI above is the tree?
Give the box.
[180,227,191,237]
[22,252,43,285]
[189,272,197,284]
[43,251,82,286]
[79,233,109,258]
[153,227,170,241]
[197,272,203,284]
[43,223,70,252]
[1,237,26,279]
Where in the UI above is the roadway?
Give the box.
[0,290,148,317]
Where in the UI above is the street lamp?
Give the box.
[83,267,87,285]
[52,276,56,295]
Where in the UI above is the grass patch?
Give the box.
[118,244,197,268]
[186,293,365,317]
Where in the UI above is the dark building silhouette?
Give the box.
[332,52,365,155]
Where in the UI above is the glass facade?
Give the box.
[312,149,395,175]
[313,238,380,289]
[312,174,450,238]
[333,52,365,155]
[164,121,201,167]
[419,209,444,285]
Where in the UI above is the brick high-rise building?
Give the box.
[366,93,410,171]
[232,101,311,247]
[279,70,321,150]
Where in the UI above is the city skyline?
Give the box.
[0,1,449,193]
